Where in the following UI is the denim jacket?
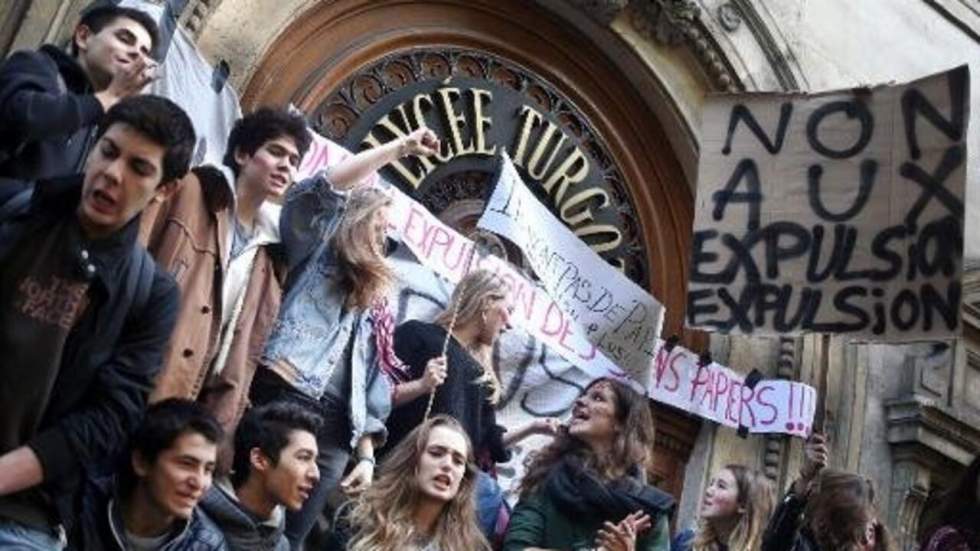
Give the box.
[262,174,391,447]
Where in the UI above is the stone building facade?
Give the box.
[3,1,979,548]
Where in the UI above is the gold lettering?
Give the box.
[526,122,566,181]
[383,104,437,175]
[574,224,623,254]
[542,147,589,205]
[437,87,475,157]
[559,187,610,227]
[470,89,497,156]
[512,105,543,167]
[361,131,422,189]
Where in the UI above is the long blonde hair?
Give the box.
[693,465,774,551]
[434,269,508,404]
[348,415,491,551]
[330,187,393,310]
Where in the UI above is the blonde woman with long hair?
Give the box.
[384,269,560,537]
[249,126,440,547]
[348,415,491,551]
[673,465,774,551]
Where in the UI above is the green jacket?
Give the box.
[503,490,671,551]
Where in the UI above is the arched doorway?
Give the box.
[243,0,703,502]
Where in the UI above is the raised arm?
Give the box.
[328,127,439,191]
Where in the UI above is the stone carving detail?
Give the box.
[888,461,930,551]
[565,0,632,25]
[717,2,743,32]
[913,342,952,399]
[179,0,216,37]
[628,0,739,92]
[311,48,649,283]
[762,336,800,482]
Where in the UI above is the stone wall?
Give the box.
[4,1,979,545]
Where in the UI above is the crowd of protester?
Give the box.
[0,4,977,551]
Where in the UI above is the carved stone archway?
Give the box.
[243,0,705,501]
[244,0,698,339]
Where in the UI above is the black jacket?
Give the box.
[199,484,290,551]
[0,44,104,184]
[761,490,817,551]
[0,175,179,526]
[72,476,228,551]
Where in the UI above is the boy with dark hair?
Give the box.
[200,402,322,550]
[141,107,311,471]
[0,4,159,187]
[0,94,194,549]
[73,399,228,550]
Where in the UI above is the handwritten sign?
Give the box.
[689,66,969,340]
[478,153,664,382]
[298,128,816,437]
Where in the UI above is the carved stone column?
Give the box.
[762,336,801,485]
[887,459,931,551]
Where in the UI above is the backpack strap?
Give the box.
[0,186,33,223]
[125,247,156,324]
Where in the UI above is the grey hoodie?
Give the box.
[199,483,289,551]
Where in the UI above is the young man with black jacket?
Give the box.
[73,399,228,550]
[0,94,194,549]
[0,5,158,190]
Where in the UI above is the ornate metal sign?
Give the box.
[311,48,648,282]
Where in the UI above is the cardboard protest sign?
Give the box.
[477,152,665,383]
[689,66,969,340]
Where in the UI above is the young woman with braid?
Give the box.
[383,269,560,537]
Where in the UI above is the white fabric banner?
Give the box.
[299,129,817,439]
[123,1,242,170]
[478,153,665,383]
[125,14,818,495]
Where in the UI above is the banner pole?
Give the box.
[813,333,831,435]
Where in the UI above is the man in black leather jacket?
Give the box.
[0,94,194,548]
[72,399,228,550]
[0,5,158,189]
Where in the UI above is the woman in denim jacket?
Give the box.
[249,126,439,548]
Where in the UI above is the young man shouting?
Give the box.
[0,94,194,549]
[200,402,321,550]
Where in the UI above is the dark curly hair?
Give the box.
[518,377,655,497]
[97,95,195,185]
[223,107,312,177]
[72,5,159,58]
[118,399,222,493]
[231,401,323,488]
